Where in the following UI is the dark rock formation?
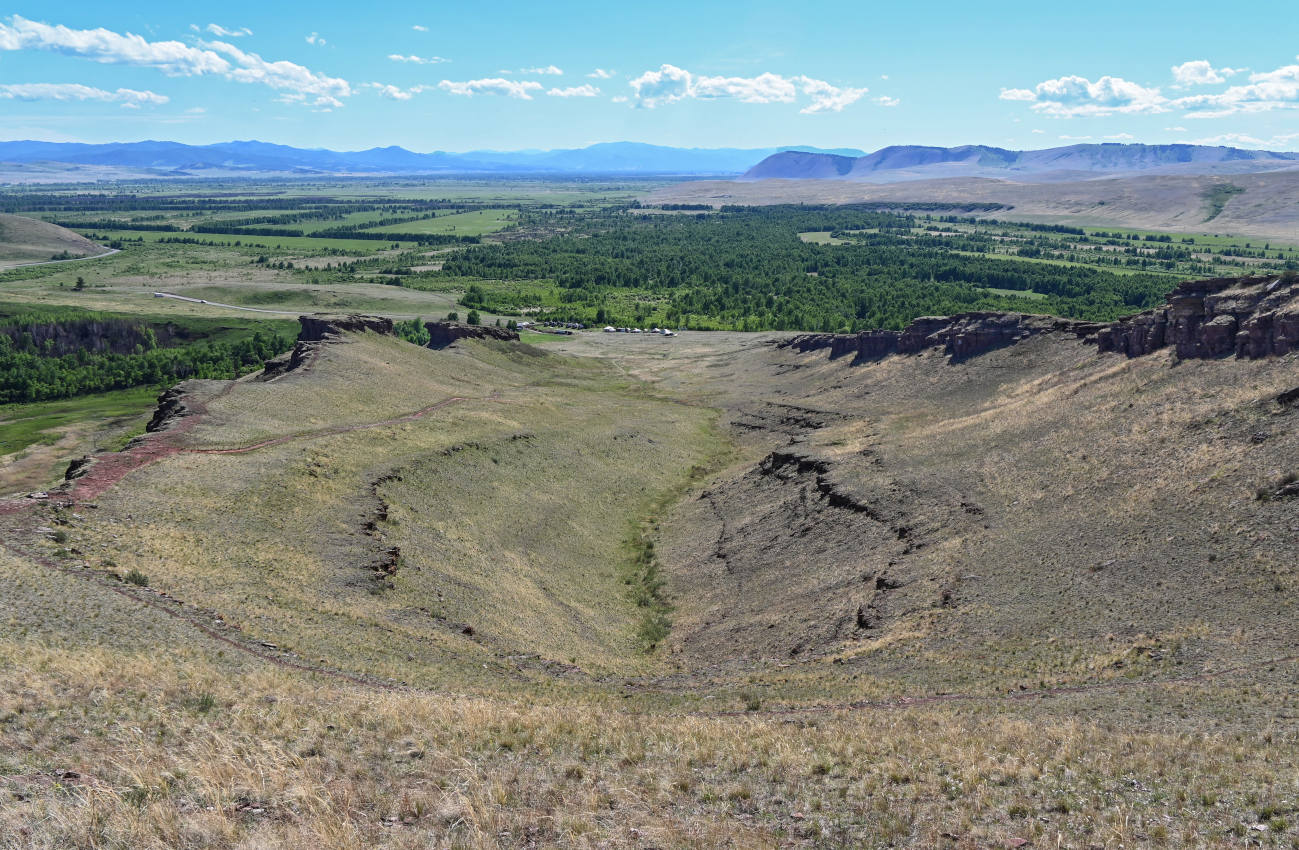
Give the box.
[1097,274,1299,359]
[425,321,519,349]
[63,455,96,480]
[298,314,393,342]
[145,386,192,433]
[260,314,395,380]
[780,312,1100,363]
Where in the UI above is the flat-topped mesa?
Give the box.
[780,312,1102,363]
[260,314,395,380]
[1097,274,1299,359]
[298,314,394,342]
[424,321,520,349]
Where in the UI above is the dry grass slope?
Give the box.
[3,325,1299,847]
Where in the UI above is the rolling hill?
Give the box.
[0,213,106,269]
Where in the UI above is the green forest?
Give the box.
[0,307,293,403]
[435,206,1184,331]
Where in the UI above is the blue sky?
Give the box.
[2,0,1298,152]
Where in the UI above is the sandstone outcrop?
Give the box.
[298,314,394,341]
[424,321,519,349]
[780,313,1101,362]
[1097,274,1298,359]
[261,315,395,379]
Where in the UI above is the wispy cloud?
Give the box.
[874,95,900,107]
[0,15,351,105]
[0,82,168,105]
[628,64,868,113]
[305,32,325,46]
[412,24,428,32]
[586,68,614,79]
[438,77,543,99]
[204,23,251,38]
[388,53,449,65]
[547,84,599,97]
[520,64,562,75]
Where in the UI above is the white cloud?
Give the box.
[1164,125,1188,131]
[438,77,543,99]
[1104,132,1136,140]
[611,94,628,103]
[205,24,251,38]
[0,16,351,105]
[1176,131,1299,149]
[0,82,168,105]
[366,82,421,101]
[412,24,428,32]
[627,64,867,112]
[1000,74,1167,116]
[628,64,693,107]
[202,39,350,99]
[1170,59,1241,87]
[1058,134,1093,140]
[694,72,797,103]
[388,53,449,65]
[794,75,868,113]
[0,15,232,75]
[520,64,562,75]
[1175,62,1299,118]
[998,87,1037,102]
[547,84,600,97]
[587,68,614,79]
[874,95,900,107]
[1031,128,1045,134]
[305,32,325,46]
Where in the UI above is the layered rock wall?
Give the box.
[779,313,1101,362]
[1097,274,1299,359]
[425,322,519,348]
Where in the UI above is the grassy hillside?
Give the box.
[0,212,106,269]
[3,314,1299,846]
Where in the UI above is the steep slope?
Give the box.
[0,213,105,268]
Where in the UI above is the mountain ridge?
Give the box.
[744,143,1299,182]
[0,140,867,177]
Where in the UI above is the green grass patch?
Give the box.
[0,385,158,456]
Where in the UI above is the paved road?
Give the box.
[150,291,302,316]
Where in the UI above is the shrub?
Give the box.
[124,569,149,587]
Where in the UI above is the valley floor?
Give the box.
[2,323,1298,847]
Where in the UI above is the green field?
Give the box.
[0,385,157,457]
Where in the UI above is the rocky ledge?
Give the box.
[1097,274,1298,359]
[425,321,519,349]
[782,312,1102,362]
[261,315,395,379]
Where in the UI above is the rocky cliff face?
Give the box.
[782,312,1102,363]
[425,322,519,349]
[261,315,395,380]
[1097,274,1299,359]
[783,274,1298,366]
[298,315,394,342]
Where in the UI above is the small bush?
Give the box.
[124,569,149,587]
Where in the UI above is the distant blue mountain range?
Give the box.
[0,140,867,176]
[742,143,1299,182]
